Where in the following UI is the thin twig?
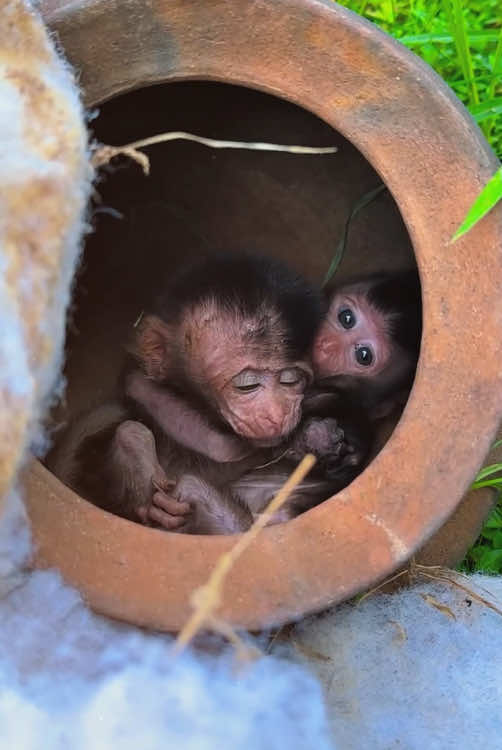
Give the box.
[91,131,338,174]
[413,565,502,618]
[357,568,409,603]
[359,561,502,620]
[173,454,316,655]
[207,615,262,663]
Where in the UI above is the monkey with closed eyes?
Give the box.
[49,254,361,532]
[49,258,420,534]
[125,268,421,529]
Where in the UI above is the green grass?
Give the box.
[337,0,502,574]
[339,0,502,156]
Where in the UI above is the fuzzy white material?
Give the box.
[0,534,332,750]
[0,0,92,485]
[1,4,501,750]
[1,504,502,750]
[286,574,502,749]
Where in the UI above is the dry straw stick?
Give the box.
[359,560,502,619]
[173,453,316,655]
[92,131,338,173]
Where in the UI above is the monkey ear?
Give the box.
[133,315,172,380]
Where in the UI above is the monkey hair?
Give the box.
[366,269,422,359]
[154,252,326,359]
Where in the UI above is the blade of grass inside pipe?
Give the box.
[442,0,479,107]
[452,167,502,241]
[322,183,386,287]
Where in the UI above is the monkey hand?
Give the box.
[138,472,192,531]
[319,425,368,482]
[286,417,345,462]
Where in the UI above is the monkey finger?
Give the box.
[152,475,176,492]
[148,505,188,530]
[152,491,192,516]
[137,505,152,525]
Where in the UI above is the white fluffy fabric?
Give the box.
[0,0,92,476]
[2,527,502,749]
[1,5,502,749]
[286,575,502,749]
[0,534,332,750]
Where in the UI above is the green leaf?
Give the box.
[484,26,502,137]
[452,167,502,241]
[474,462,502,482]
[400,31,502,45]
[469,546,486,563]
[442,0,480,107]
[470,97,502,123]
[475,547,502,572]
[484,508,502,529]
[322,184,387,287]
[480,529,502,547]
[471,478,502,490]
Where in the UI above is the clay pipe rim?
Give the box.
[26,0,502,631]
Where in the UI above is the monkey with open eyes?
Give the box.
[49,262,420,535]
[228,269,423,521]
[109,269,421,532]
[313,270,422,419]
[49,254,365,533]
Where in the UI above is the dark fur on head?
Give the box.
[153,253,325,360]
[321,269,422,410]
[366,270,422,358]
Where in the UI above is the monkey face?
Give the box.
[312,284,393,380]
[217,366,311,446]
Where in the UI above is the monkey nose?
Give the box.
[262,414,288,437]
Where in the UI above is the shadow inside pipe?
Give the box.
[45,80,419,527]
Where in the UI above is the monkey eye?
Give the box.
[338,308,356,329]
[355,345,373,366]
[279,368,304,386]
[232,371,261,392]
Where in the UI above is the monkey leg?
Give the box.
[109,420,191,530]
[170,474,254,535]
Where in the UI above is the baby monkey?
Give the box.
[313,270,422,417]
[50,254,361,533]
[116,269,421,531]
[231,269,423,520]
[50,260,420,534]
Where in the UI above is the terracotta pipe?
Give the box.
[22,0,502,630]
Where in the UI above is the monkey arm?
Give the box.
[125,370,253,463]
[106,420,190,529]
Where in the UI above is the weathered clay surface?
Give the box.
[24,0,502,630]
